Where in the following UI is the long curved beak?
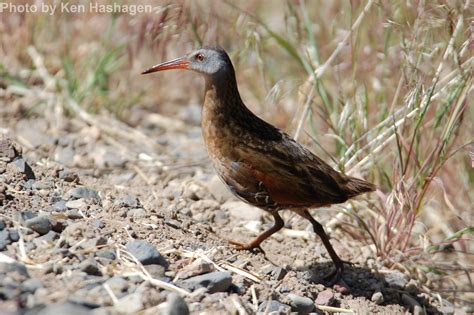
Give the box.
[141,56,189,74]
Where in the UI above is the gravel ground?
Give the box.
[0,103,452,314]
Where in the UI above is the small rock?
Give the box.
[271,266,287,280]
[22,278,43,293]
[385,270,408,288]
[401,293,420,309]
[53,200,68,211]
[126,240,168,267]
[0,219,6,230]
[58,169,78,182]
[258,300,291,313]
[114,195,138,207]
[13,157,35,180]
[37,302,90,315]
[160,292,189,315]
[79,259,102,276]
[18,210,36,222]
[25,216,52,235]
[65,198,87,209]
[32,180,54,190]
[0,262,29,277]
[176,258,215,280]
[371,291,384,305]
[91,219,104,229]
[105,276,129,293]
[65,187,100,200]
[181,271,232,293]
[288,293,314,314]
[0,230,10,250]
[130,208,147,220]
[315,289,334,306]
[144,264,166,278]
[96,250,116,260]
[189,199,220,213]
[67,210,83,219]
[8,229,20,242]
[36,230,59,242]
[114,293,143,313]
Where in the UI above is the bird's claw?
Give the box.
[228,240,265,254]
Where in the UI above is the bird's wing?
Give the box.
[228,135,348,208]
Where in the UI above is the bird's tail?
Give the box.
[344,176,376,198]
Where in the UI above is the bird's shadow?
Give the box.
[296,262,439,313]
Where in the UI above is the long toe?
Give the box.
[228,240,266,254]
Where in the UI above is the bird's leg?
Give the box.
[229,212,284,252]
[298,209,350,283]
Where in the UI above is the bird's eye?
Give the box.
[195,53,205,61]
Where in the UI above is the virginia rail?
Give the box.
[142,47,375,281]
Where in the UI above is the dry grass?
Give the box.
[1,0,472,309]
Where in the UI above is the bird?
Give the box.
[142,46,375,281]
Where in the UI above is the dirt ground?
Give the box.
[0,100,459,314]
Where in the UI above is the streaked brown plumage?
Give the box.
[143,46,375,281]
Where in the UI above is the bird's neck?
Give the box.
[203,72,246,117]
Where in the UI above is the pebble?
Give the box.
[271,266,287,280]
[64,187,100,200]
[58,169,78,182]
[287,293,314,314]
[144,264,166,278]
[21,278,43,293]
[96,250,116,260]
[315,289,334,306]
[0,262,29,277]
[257,300,291,313]
[0,218,6,230]
[32,180,54,190]
[130,208,147,220]
[160,292,190,315]
[37,302,90,315]
[105,276,129,293]
[25,216,52,235]
[114,293,143,313]
[0,230,10,250]
[189,199,220,213]
[181,271,232,293]
[79,259,102,276]
[12,157,35,180]
[114,195,138,207]
[36,231,59,242]
[371,291,384,305]
[176,258,215,280]
[91,219,104,229]
[126,240,168,267]
[65,199,87,209]
[385,270,408,288]
[67,210,84,219]
[53,200,68,211]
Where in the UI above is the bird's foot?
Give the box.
[228,240,266,254]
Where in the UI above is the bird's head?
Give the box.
[142,46,233,78]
